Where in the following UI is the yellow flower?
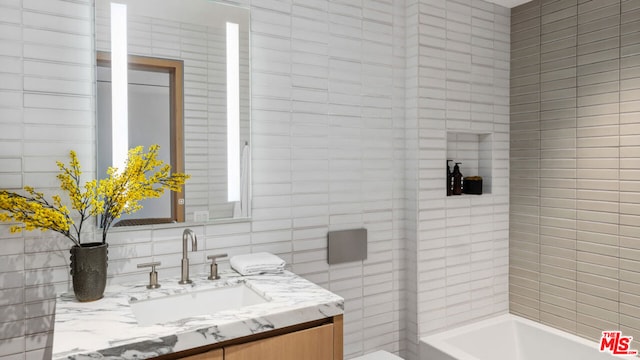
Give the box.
[0,145,189,246]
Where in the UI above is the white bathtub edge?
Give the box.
[419,313,639,360]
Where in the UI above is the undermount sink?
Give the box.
[129,283,270,326]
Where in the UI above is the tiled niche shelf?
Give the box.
[446,131,493,196]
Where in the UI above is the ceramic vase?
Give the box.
[69,242,108,302]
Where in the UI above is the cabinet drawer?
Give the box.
[224,323,334,360]
[180,348,223,360]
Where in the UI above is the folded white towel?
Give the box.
[230,252,286,276]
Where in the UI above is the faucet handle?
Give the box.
[207,253,228,261]
[206,253,228,280]
[137,261,161,289]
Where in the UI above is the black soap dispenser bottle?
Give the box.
[446,160,453,196]
[452,162,463,195]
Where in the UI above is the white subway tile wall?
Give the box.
[0,0,511,360]
[510,0,640,352]
[404,1,510,359]
[419,0,510,333]
[0,0,406,359]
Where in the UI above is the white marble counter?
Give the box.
[52,270,344,359]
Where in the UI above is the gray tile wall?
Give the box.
[510,0,640,349]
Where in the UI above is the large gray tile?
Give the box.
[578,26,620,46]
[578,48,620,66]
[542,14,577,35]
[578,4,620,26]
[622,0,640,13]
[578,92,619,107]
[541,57,577,73]
[542,6,577,25]
[577,260,619,279]
[542,78,577,92]
[542,26,577,45]
[578,81,619,97]
[578,0,619,16]
[577,302,619,323]
[541,302,577,327]
[578,38,619,58]
[542,47,577,64]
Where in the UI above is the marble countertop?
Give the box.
[52,270,344,360]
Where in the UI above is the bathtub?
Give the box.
[420,314,638,360]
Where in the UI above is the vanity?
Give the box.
[52,271,344,360]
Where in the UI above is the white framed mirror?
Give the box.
[95,0,251,225]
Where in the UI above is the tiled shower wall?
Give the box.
[405,1,511,358]
[510,0,640,349]
[0,0,406,359]
[416,0,510,336]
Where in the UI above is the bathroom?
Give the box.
[0,0,638,359]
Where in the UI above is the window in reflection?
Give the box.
[97,52,185,225]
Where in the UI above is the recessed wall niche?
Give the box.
[446,131,493,195]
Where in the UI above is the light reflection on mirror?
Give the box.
[226,21,240,203]
[110,2,128,173]
[95,0,251,225]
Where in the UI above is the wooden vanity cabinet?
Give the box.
[225,323,333,360]
[174,315,342,360]
[180,349,223,360]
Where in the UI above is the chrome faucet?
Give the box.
[179,229,197,284]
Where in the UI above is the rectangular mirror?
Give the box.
[95,0,251,225]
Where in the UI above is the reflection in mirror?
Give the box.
[95,0,251,225]
[97,52,185,225]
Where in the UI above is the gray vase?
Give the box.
[70,242,108,302]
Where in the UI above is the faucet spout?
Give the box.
[179,229,198,284]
